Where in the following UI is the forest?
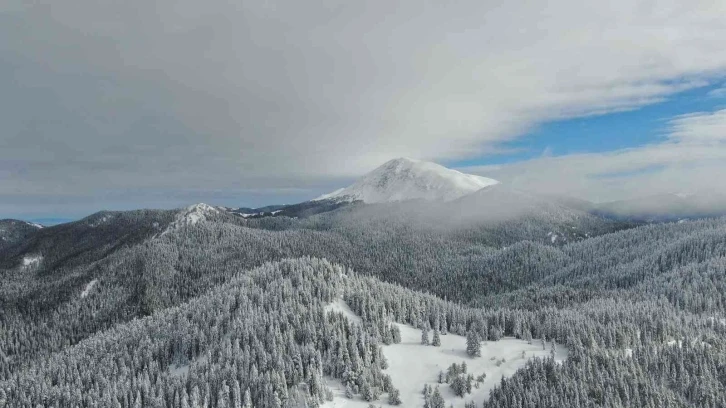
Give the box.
[1,202,725,407]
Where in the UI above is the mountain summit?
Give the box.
[315,157,498,203]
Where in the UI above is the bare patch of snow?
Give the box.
[168,363,190,378]
[324,298,362,325]
[22,254,42,268]
[80,279,98,298]
[322,300,568,408]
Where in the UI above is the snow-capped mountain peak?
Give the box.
[315,157,498,203]
[161,203,219,235]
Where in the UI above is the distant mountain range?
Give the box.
[224,158,726,222]
[8,158,726,226]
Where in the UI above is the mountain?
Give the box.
[4,200,726,407]
[0,219,43,251]
[0,209,178,271]
[315,157,498,203]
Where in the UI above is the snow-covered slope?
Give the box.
[316,158,498,203]
[323,298,568,408]
[162,203,219,235]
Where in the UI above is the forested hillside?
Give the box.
[1,202,725,407]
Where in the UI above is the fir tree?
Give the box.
[421,326,430,345]
[432,329,441,347]
[466,330,481,357]
[388,387,402,405]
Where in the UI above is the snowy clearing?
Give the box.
[22,255,42,267]
[80,279,98,298]
[322,300,568,408]
[324,298,362,325]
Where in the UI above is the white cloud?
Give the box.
[667,110,726,143]
[464,109,726,202]
[708,85,726,98]
[1,0,726,213]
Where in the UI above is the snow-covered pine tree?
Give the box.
[431,387,446,408]
[466,329,481,357]
[432,329,441,346]
[388,387,401,405]
[421,326,430,345]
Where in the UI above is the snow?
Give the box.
[324,297,362,325]
[26,222,44,229]
[316,188,346,201]
[322,300,568,408]
[22,255,42,267]
[314,158,498,203]
[168,363,190,378]
[162,203,219,235]
[80,279,98,298]
[238,212,264,218]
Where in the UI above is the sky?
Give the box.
[1,0,726,221]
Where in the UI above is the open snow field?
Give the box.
[323,299,568,407]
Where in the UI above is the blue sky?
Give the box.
[450,82,726,168]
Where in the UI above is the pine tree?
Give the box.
[388,387,402,405]
[431,387,446,408]
[344,383,355,399]
[242,389,252,408]
[432,329,441,346]
[391,325,402,344]
[421,326,430,345]
[451,375,466,397]
[466,329,481,357]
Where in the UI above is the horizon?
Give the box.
[2,1,726,220]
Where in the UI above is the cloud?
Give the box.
[2,0,726,214]
[668,110,726,143]
[708,85,726,98]
[463,109,726,202]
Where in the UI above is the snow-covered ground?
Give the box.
[324,298,363,325]
[22,254,42,268]
[547,231,558,243]
[80,279,98,298]
[323,299,568,408]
